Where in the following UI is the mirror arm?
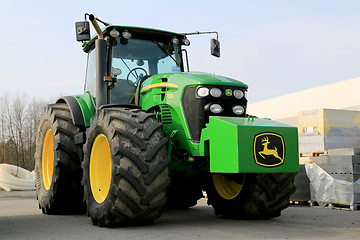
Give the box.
[181,49,190,72]
[182,31,219,41]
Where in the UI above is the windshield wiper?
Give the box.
[152,41,179,66]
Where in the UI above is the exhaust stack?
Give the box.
[89,14,107,108]
[89,14,104,39]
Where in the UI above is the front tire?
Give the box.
[82,108,170,226]
[206,173,296,219]
[35,103,84,214]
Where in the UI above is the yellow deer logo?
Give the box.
[258,137,282,161]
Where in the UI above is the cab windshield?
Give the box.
[109,37,183,104]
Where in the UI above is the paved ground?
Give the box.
[0,190,360,240]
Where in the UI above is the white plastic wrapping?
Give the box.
[0,164,35,192]
[305,162,354,206]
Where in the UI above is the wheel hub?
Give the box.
[212,174,245,200]
[90,134,112,204]
[42,129,54,190]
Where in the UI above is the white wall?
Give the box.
[247,77,360,126]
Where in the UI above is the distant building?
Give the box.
[247,77,360,126]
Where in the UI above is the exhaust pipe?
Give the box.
[89,14,104,39]
[89,14,107,108]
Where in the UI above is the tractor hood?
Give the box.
[153,72,248,88]
[140,71,248,94]
[172,72,248,88]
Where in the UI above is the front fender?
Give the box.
[56,92,95,127]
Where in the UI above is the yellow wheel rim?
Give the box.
[90,134,112,204]
[212,174,245,200]
[42,129,54,190]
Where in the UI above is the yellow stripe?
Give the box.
[141,83,178,93]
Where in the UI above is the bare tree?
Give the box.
[0,93,47,170]
[0,95,5,164]
[25,96,46,169]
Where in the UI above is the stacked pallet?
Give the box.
[310,148,360,182]
[298,108,360,153]
[306,148,360,210]
[290,164,310,203]
[293,108,360,209]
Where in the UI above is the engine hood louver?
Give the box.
[159,105,172,124]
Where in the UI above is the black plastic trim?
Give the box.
[56,96,85,127]
[182,85,248,142]
[99,104,141,110]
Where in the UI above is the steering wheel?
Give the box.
[126,67,148,86]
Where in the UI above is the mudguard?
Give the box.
[56,92,95,127]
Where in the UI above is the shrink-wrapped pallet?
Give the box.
[298,109,360,153]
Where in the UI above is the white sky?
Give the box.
[1,0,359,103]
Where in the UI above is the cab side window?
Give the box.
[85,48,96,97]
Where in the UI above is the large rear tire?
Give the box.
[206,173,296,219]
[35,103,85,214]
[82,107,170,227]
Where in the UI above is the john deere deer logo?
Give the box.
[254,133,285,167]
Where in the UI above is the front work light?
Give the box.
[183,38,190,46]
[110,29,120,38]
[122,30,132,39]
[172,38,180,45]
[232,105,245,115]
[210,104,223,114]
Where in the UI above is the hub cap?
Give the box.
[90,134,112,203]
[42,129,54,190]
[212,174,245,200]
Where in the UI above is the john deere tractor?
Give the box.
[35,14,299,226]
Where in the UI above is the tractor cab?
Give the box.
[81,26,187,104]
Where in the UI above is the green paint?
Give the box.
[140,71,248,155]
[73,92,95,127]
[207,116,299,173]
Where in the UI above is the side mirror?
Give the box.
[75,21,90,42]
[210,38,220,58]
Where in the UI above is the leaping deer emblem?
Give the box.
[258,137,282,160]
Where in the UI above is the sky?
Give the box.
[1,0,360,103]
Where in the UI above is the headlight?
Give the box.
[210,104,223,114]
[233,90,244,99]
[244,91,248,99]
[232,105,245,115]
[197,87,209,97]
[210,88,222,97]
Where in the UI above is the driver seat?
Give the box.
[109,79,136,104]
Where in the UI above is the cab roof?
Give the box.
[82,25,185,53]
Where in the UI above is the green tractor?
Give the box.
[35,14,299,226]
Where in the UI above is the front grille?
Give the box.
[182,85,247,142]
